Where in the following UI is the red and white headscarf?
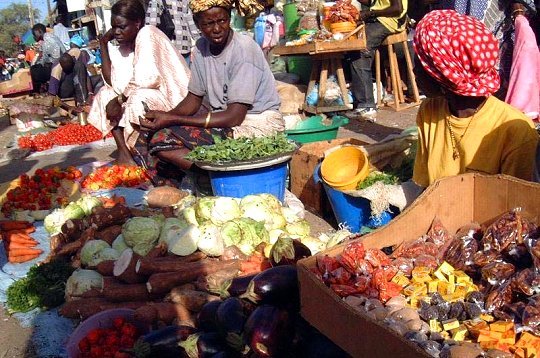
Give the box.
[413,10,500,96]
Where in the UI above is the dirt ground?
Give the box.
[0,104,418,357]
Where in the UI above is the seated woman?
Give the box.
[87,0,190,165]
[141,0,283,173]
[412,10,538,188]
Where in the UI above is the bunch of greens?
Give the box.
[185,133,296,163]
[357,171,399,190]
[6,259,75,313]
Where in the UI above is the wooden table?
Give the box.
[274,34,366,114]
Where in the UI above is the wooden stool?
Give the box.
[374,31,421,111]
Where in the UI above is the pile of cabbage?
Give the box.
[43,195,103,235]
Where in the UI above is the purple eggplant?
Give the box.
[243,305,294,357]
[180,332,228,358]
[198,300,223,332]
[135,325,197,358]
[216,297,247,350]
[270,237,311,267]
[241,265,299,310]
[224,274,257,298]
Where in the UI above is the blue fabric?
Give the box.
[70,34,85,48]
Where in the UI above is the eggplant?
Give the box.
[224,274,257,298]
[216,297,247,350]
[243,305,294,357]
[198,300,223,332]
[293,318,348,358]
[241,265,299,310]
[198,332,228,358]
[136,325,198,358]
[270,237,311,267]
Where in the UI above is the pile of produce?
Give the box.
[6,259,74,313]
[18,124,105,152]
[1,166,82,217]
[77,316,142,357]
[81,165,151,191]
[185,133,297,164]
[1,220,42,263]
[326,0,359,24]
[314,209,540,356]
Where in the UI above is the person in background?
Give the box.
[87,0,190,165]
[47,53,92,105]
[30,23,65,92]
[141,0,283,175]
[412,10,538,188]
[68,34,95,66]
[348,0,408,121]
[145,0,200,65]
[53,14,71,50]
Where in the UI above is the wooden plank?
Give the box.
[334,58,350,106]
[304,104,352,114]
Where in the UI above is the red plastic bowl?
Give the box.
[66,308,149,358]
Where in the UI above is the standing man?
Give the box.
[53,14,71,50]
[145,0,200,64]
[349,0,408,120]
[30,23,65,92]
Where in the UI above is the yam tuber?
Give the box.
[146,259,241,294]
[103,282,158,302]
[94,225,122,245]
[134,302,193,326]
[55,227,96,257]
[96,260,116,276]
[113,249,146,283]
[135,251,207,276]
[60,219,86,240]
[59,298,147,319]
[89,204,131,230]
[145,242,168,259]
[165,288,220,312]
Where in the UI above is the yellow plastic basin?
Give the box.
[330,21,356,34]
[321,146,369,190]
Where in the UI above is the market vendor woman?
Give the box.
[142,0,283,171]
[412,10,538,188]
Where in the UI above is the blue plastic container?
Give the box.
[209,162,288,201]
[314,164,398,232]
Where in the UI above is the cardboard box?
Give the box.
[290,138,367,216]
[0,69,33,96]
[298,173,540,358]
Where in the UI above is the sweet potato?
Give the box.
[146,259,241,294]
[146,242,168,259]
[135,251,207,276]
[145,186,188,208]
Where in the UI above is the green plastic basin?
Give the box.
[285,115,349,144]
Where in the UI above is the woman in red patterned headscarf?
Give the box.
[411,10,538,188]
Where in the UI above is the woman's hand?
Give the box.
[140,110,176,131]
[100,28,115,45]
[105,97,124,126]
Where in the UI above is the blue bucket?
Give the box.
[209,162,288,201]
[314,164,398,232]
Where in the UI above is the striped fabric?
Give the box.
[145,0,200,55]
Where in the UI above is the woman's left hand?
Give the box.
[105,97,124,126]
[140,110,174,131]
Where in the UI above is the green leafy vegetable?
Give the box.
[356,171,399,190]
[6,259,75,313]
[185,133,296,163]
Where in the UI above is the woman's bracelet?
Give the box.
[204,112,211,128]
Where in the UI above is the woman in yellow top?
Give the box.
[412,10,538,188]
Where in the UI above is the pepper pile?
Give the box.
[81,165,151,191]
[18,124,105,152]
[77,316,140,358]
[1,167,82,215]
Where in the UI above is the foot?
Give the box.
[346,107,377,121]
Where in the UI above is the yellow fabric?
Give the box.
[413,96,539,187]
[370,0,408,33]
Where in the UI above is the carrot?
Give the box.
[6,231,33,240]
[7,241,38,249]
[6,235,37,245]
[8,253,40,263]
[0,221,32,231]
[7,248,43,256]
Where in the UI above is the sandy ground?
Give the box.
[0,103,418,357]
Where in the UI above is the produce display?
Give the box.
[81,165,151,190]
[1,166,82,216]
[326,0,359,24]
[314,210,540,356]
[18,124,105,152]
[77,316,142,357]
[185,133,297,164]
[1,221,41,263]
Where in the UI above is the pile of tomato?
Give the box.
[18,124,105,152]
[77,316,140,358]
[1,166,82,215]
[81,165,151,191]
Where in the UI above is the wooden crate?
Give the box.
[290,138,367,216]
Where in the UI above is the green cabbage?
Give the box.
[98,248,121,261]
[281,207,301,224]
[112,235,129,253]
[300,236,327,254]
[195,197,241,225]
[159,217,189,243]
[80,240,111,267]
[183,207,199,226]
[197,223,225,257]
[44,209,67,235]
[325,229,353,249]
[63,202,86,220]
[65,269,103,299]
[166,224,201,256]
[122,217,161,256]
[221,218,269,255]
[285,219,311,238]
[76,195,103,216]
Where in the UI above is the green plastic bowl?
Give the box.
[285,115,349,144]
